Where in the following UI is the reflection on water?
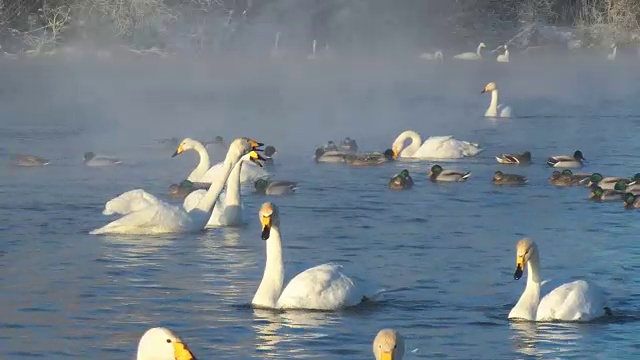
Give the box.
[510,321,584,357]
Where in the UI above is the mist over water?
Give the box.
[3,2,640,358]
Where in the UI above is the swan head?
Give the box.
[481,82,497,93]
[373,328,405,360]
[513,238,539,280]
[624,193,637,208]
[479,42,486,48]
[137,327,196,360]
[259,202,280,240]
[226,137,264,162]
[241,149,267,167]
[429,164,443,177]
[84,152,95,161]
[172,138,199,158]
[573,150,586,161]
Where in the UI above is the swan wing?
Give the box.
[103,189,161,215]
[498,105,512,118]
[277,263,382,310]
[91,201,190,235]
[537,280,609,321]
[414,136,482,159]
[182,189,206,212]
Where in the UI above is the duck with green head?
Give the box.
[547,150,585,168]
[589,183,627,202]
[492,171,528,185]
[495,151,532,165]
[429,164,470,182]
[167,180,202,199]
[623,192,640,209]
[345,149,395,166]
[254,178,297,195]
[587,173,631,190]
[548,169,584,187]
[388,169,414,190]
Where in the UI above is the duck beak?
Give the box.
[514,256,524,280]
[428,171,434,177]
[261,215,272,240]
[172,144,185,158]
[249,151,266,168]
[380,351,394,360]
[173,341,197,360]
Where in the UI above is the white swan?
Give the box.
[137,327,196,360]
[307,39,317,60]
[608,43,617,61]
[102,189,162,216]
[90,138,263,235]
[453,42,486,60]
[183,149,266,227]
[508,238,611,322]
[418,50,443,61]
[482,82,512,118]
[373,329,405,360]
[251,202,384,310]
[200,156,270,184]
[497,45,509,62]
[172,137,211,182]
[391,130,482,159]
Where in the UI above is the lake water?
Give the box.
[1,53,640,359]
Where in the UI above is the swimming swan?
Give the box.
[482,82,512,118]
[497,45,509,62]
[90,138,263,235]
[418,50,443,61]
[137,327,196,360]
[200,156,270,184]
[251,202,384,310]
[608,43,617,61]
[84,152,122,167]
[172,137,212,182]
[373,329,405,360]
[453,42,486,60]
[508,238,611,322]
[391,130,482,159]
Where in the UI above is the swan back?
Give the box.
[103,189,161,215]
[137,327,196,360]
[373,329,405,360]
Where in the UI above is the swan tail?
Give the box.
[362,288,388,303]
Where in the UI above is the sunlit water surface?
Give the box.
[1,55,640,359]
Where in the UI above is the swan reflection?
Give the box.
[510,321,583,357]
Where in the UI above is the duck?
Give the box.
[492,171,527,185]
[497,44,510,62]
[547,150,585,168]
[624,192,640,209]
[373,329,405,360]
[453,42,486,60]
[508,238,611,322]
[314,147,348,163]
[344,150,395,166]
[9,154,51,167]
[587,173,633,190]
[496,151,531,165]
[136,327,196,360]
[391,130,482,159]
[429,164,470,182]
[482,82,512,118]
[84,152,122,167]
[263,145,277,167]
[548,170,584,187]
[167,180,203,199]
[589,186,624,202]
[340,137,359,153]
[388,169,414,190]
[254,179,297,195]
[90,138,263,235]
[558,169,592,184]
[251,202,384,310]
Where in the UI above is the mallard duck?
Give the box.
[429,164,470,182]
[548,170,583,187]
[10,154,51,167]
[492,171,527,185]
[340,137,358,153]
[547,150,585,168]
[263,145,277,167]
[388,169,414,190]
[589,186,623,202]
[84,152,122,167]
[495,151,531,165]
[587,173,632,190]
[314,147,348,163]
[623,192,640,209]
[254,179,297,195]
[344,150,394,166]
[167,180,202,199]
[558,169,591,185]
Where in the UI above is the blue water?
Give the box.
[2,55,640,359]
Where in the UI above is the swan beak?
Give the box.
[391,149,399,159]
[261,215,272,240]
[248,139,264,150]
[172,144,185,158]
[380,351,394,360]
[481,88,487,93]
[173,341,197,360]
[514,256,524,280]
[249,151,266,168]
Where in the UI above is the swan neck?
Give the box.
[225,158,244,207]
[526,253,542,285]
[510,253,542,320]
[190,142,211,181]
[489,89,499,112]
[476,44,483,55]
[192,157,235,213]
[252,224,285,309]
[396,131,422,156]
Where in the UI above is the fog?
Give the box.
[2,0,640,167]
